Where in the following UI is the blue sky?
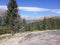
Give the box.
[0,0,60,18]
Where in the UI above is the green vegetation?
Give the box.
[0,0,60,35]
[0,29,13,35]
[23,17,60,31]
[4,0,22,33]
[0,0,22,35]
[0,26,13,35]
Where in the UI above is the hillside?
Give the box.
[0,30,60,45]
[0,10,6,16]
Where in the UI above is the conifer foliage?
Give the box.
[5,0,21,33]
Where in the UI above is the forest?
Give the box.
[0,0,60,35]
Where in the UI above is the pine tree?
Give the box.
[42,17,47,30]
[5,0,21,33]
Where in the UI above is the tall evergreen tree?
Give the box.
[42,17,47,30]
[5,0,21,33]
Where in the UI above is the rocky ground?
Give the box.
[0,30,60,45]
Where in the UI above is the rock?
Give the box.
[0,30,60,45]
[19,30,60,45]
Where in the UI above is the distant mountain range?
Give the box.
[0,10,60,23]
[23,16,60,23]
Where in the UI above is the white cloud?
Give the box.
[0,5,60,14]
[18,7,49,12]
[19,7,60,14]
[51,9,60,13]
[0,5,7,10]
